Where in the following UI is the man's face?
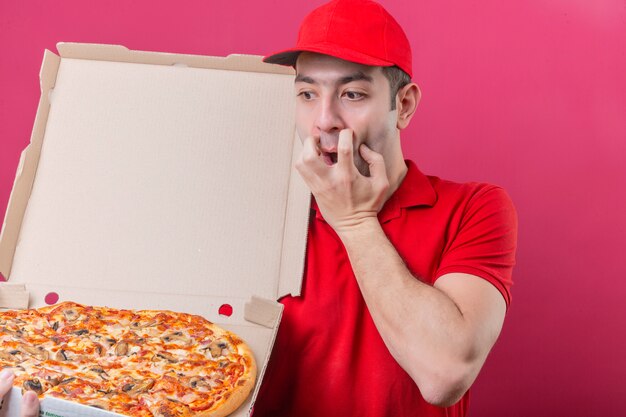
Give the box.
[294,52,400,177]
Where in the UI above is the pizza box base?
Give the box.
[0,43,310,417]
[4,389,121,417]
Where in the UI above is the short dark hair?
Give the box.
[382,66,411,110]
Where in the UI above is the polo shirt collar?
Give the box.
[311,160,437,223]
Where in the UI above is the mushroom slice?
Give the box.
[0,350,16,361]
[161,331,190,345]
[100,337,117,348]
[1,327,23,338]
[89,366,110,381]
[124,378,155,397]
[22,379,43,395]
[44,374,63,386]
[18,344,49,361]
[58,377,76,385]
[208,340,230,358]
[130,319,157,329]
[152,406,177,417]
[188,376,212,390]
[93,343,105,357]
[55,349,68,362]
[37,349,50,361]
[115,341,129,356]
[63,308,80,322]
[153,351,178,363]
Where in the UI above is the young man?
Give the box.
[253,0,517,416]
[0,1,516,416]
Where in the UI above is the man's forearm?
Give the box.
[337,218,481,406]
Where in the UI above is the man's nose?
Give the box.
[315,96,343,133]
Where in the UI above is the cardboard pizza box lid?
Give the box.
[0,42,310,417]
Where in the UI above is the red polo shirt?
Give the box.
[253,161,517,417]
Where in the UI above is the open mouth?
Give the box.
[322,151,338,166]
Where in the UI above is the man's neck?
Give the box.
[384,155,409,202]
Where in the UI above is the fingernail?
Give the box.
[23,391,38,404]
[0,369,14,380]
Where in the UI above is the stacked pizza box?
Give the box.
[0,43,310,417]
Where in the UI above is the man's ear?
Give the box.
[396,83,421,130]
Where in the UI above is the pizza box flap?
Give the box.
[0,42,310,311]
[0,43,311,416]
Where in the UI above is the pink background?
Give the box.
[1,1,625,415]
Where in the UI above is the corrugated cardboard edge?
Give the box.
[0,49,60,280]
[244,296,284,412]
[56,42,295,75]
[277,133,310,298]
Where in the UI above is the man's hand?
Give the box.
[295,129,389,233]
[0,369,40,417]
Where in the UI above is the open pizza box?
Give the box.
[0,43,310,417]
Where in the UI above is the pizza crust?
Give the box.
[200,378,256,417]
[197,342,258,417]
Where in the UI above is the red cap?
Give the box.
[263,0,413,78]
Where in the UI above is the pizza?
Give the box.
[0,301,256,417]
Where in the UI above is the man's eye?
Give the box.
[298,91,315,100]
[343,91,364,100]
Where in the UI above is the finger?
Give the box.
[336,129,355,172]
[21,391,40,417]
[0,368,15,397]
[359,143,387,179]
[297,136,328,179]
[301,135,321,157]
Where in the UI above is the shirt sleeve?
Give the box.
[434,185,518,307]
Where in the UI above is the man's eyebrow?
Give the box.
[294,71,374,85]
[295,74,316,84]
[338,71,373,84]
